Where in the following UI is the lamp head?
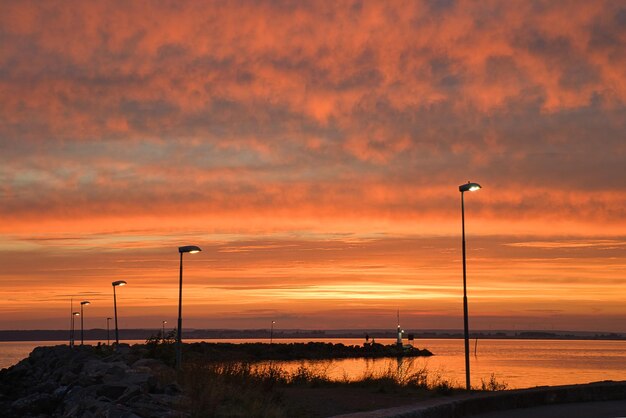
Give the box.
[73,312,80,316]
[81,301,90,306]
[179,245,202,254]
[112,280,127,287]
[162,320,167,324]
[107,317,112,320]
[459,182,482,192]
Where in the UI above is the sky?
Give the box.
[0,0,625,333]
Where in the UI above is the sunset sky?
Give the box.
[1,0,625,333]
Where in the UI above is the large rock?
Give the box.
[0,345,187,418]
[11,392,57,415]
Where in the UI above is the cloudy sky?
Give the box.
[1,0,624,332]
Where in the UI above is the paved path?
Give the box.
[469,400,626,418]
[331,381,626,418]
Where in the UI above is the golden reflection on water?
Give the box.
[2,338,625,389]
[252,338,626,389]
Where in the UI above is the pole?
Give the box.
[69,298,73,348]
[461,191,471,391]
[106,318,111,346]
[270,321,274,344]
[80,303,84,346]
[113,285,120,346]
[162,321,166,339]
[71,313,75,348]
[176,251,184,370]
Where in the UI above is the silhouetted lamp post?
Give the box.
[162,320,167,339]
[459,181,481,391]
[80,301,90,345]
[69,298,74,347]
[270,320,276,344]
[176,245,202,370]
[71,312,80,347]
[106,317,112,346]
[112,280,127,346]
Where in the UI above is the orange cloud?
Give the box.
[0,0,624,331]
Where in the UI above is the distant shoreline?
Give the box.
[0,329,624,342]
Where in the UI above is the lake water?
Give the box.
[1,338,624,389]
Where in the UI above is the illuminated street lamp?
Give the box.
[270,320,276,344]
[80,301,90,346]
[71,312,80,348]
[106,317,112,346]
[176,245,202,370]
[162,320,167,339]
[459,181,482,390]
[112,280,127,346]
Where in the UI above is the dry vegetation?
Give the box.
[178,359,508,417]
[143,335,507,417]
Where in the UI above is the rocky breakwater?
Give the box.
[0,345,187,418]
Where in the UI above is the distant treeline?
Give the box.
[0,329,623,342]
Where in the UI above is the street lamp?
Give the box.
[176,245,202,370]
[71,312,80,348]
[270,320,276,344]
[459,181,481,391]
[69,298,74,347]
[80,301,90,346]
[106,317,112,346]
[112,280,127,346]
[162,320,167,340]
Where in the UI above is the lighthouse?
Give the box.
[396,309,404,347]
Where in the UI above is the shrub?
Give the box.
[480,373,509,391]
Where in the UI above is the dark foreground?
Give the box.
[0,342,434,418]
[2,343,622,418]
[0,344,184,417]
[332,380,626,418]
[470,400,626,418]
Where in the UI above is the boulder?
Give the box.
[96,384,129,401]
[11,392,57,415]
[60,371,78,385]
[2,345,188,417]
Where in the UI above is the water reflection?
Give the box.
[256,356,445,385]
[249,339,626,389]
[2,338,625,388]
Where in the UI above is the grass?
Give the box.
[140,335,507,417]
[177,358,509,417]
[481,372,509,391]
[180,362,289,418]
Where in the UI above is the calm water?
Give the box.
[1,338,624,389]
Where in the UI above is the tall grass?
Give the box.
[480,373,509,391]
[180,362,289,418]
[345,358,461,394]
[176,359,510,417]
[143,333,508,416]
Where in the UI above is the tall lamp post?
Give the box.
[459,181,481,391]
[69,298,73,347]
[112,280,127,346]
[270,320,276,344]
[176,245,202,370]
[80,301,90,345]
[71,312,80,347]
[106,317,112,346]
[162,320,167,339]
